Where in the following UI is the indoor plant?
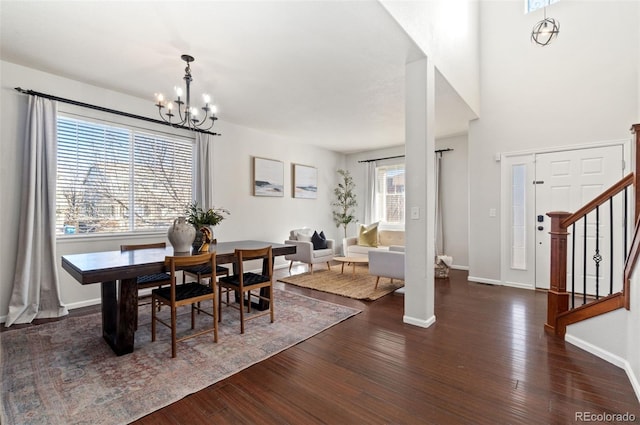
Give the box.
[332,169,358,238]
[185,201,230,247]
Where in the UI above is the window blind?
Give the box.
[56,116,193,235]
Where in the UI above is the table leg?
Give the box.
[341,262,345,274]
[101,278,137,355]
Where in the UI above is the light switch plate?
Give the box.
[411,207,420,220]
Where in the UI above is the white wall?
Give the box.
[381,0,480,116]
[469,1,639,283]
[0,60,343,317]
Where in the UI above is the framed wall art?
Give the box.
[252,157,284,197]
[292,163,317,199]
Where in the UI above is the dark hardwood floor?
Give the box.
[130,267,640,425]
[6,266,639,424]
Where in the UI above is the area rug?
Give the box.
[278,267,404,300]
[0,289,360,425]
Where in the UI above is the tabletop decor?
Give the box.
[167,217,196,253]
[185,201,230,248]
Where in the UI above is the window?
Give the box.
[373,164,405,226]
[510,164,527,269]
[525,0,559,14]
[56,116,193,235]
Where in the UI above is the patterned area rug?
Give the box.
[278,266,404,300]
[0,289,360,425]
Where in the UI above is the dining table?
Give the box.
[61,240,296,356]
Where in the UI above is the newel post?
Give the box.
[632,124,640,223]
[545,211,572,335]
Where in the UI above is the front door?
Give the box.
[501,144,625,289]
[534,145,624,289]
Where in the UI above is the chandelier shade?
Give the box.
[155,54,218,131]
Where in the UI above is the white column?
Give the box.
[403,57,436,327]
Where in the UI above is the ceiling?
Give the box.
[0,1,475,153]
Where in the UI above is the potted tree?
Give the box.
[332,169,358,239]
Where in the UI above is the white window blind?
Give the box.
[374,164,405,225]
[56,116,193,235]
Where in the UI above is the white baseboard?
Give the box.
[565,333,640,403]
[403,314,436,328]
[467,276,501,286]
[65,298,102,311]
[565,333,627,369]
[467,275,534,290]
[626,362,640,404]
[0,297,102,324]
[451,265,469,271]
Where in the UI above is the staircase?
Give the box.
[545,124,640,336]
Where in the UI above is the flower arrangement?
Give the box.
[185,201,230,229]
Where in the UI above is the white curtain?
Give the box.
[364,161,376,224]
[194,132,215,208]
[6,96,68,326]
[434,152,444,256]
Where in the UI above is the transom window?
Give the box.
[526,0,559,14]
[56,116,193,235]
[373,164,405,226]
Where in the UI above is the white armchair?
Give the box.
[285,228,335,274]
[368,246,405,288]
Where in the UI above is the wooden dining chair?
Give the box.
[151,252,218,358]
[182,263,229,285]
[120,242,171,328]
[218,246,274,334]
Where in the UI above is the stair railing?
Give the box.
[546,124,640,336]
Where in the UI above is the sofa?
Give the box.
[284,228,335,274]
[368,246,405,288]
[343,227,405,257]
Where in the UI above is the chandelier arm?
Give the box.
[174,100,187,126]
[197,116,216,132]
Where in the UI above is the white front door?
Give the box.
[534,145,624,290]
[501,144,626,290]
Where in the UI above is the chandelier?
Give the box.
[155,54,218,131]
[531,8,560,46]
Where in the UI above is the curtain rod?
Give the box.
[14,87,221,136]
[357,148,452,163]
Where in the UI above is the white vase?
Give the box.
[167,217,196,253]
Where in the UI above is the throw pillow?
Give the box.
[312,230,328,250]
[357,223,379,247]
[295,230,313,242]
